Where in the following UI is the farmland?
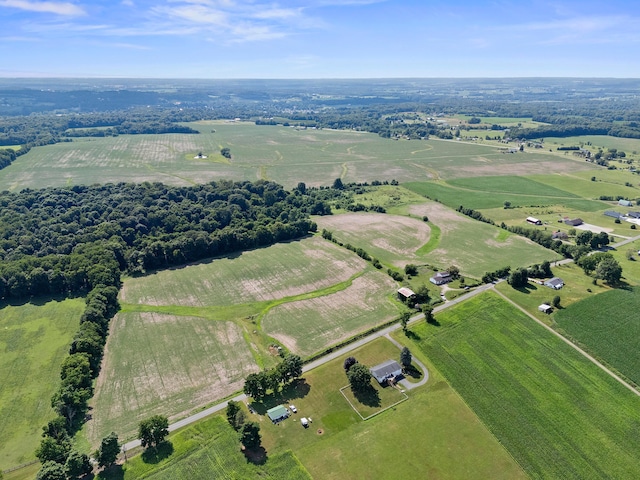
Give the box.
[412,292,640,479]
[0,122,590,192]
[0,297,85,470]
[554,288,640,387]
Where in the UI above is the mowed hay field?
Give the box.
[0,123,590,191]
[554,288,640,387]
[0,297,85,470]
[88,313,258,446]
[412,292,640,479]
[262,270,398,356]
[120,236,366,308]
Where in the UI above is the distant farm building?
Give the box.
[628,212,640,219]
[397,287,416,302]
[370,360,403,385]
[619,199,633,207]
[430,271,452,285]
[538,304,553,314]
[564,218,583,226]
[544,277,564,290]
[267,405,289,423]
[604,210,623,219]
[526,216,542,225]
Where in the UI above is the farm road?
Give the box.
[494,289,640,398]
[122,281,496,453]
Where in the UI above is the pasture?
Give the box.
[0,122,589,191]
[87,313,258,446]
[412,292,640,479]
[554,288,640,387]
[0,297,84,470]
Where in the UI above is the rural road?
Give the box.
[122,281,495,452]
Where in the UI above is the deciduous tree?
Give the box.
[400,347,412,367]
[239,422,261,449]
[95,432,119,468]
[138,415,169,449]
[347,363,372,392]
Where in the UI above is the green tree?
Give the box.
[239,422,261,449]
[404,264,418,276]
[243,371,268,399]
[332,178,344,190]
[36,461,66,480]
[280,353,303,383]
[447,265,461,280]
[35,436,71,464]
[595,257,622,284]
[138,415,169,449]
[296,182,306,194]
[400,347,412,367]
[226,400,242,429]
[422,304,435,324]
[399,311,411,331]
[343,356,357,372]
[507,268,528,288]
[347,363,372,392]
[65,450,92,479]
[552,295,561,308]
[42,416,69,442]
[220,147,231,159]
[95,432,119,468]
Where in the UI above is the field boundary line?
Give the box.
[494,289,640,398]
[338,385,408,421]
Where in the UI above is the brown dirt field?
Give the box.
[408,202,471,234]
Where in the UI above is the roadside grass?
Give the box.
[262,269,400,356]
[120,236,366,308]
[254,337,525,480]
[405,180,607,211]
[87,314,259,447]
[412,292,640,479]
[99,415,311,480]
[554,287,640,387]
[495,262,610,322]
[0,297,84,470]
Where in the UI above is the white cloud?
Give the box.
[0,0,85,16]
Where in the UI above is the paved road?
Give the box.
[122,281,496,452]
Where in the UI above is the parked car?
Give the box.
[289,404,297,413]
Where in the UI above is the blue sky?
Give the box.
[0,0,638,78]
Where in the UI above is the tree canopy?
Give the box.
[347,363,372,392]
[138,415,169,449]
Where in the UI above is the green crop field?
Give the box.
[101,415,311,480]
[448,175,580,198]
[404,179,608,211]
[554,288,640,386]
[412,292,640,479]
[87,313,259,446]
[528,172,640,200]
[0,122,590,192]
[0,297,85,470]
[262,270,399,356]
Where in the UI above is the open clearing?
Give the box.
[120,236,366,307]
[0,297,84,470]
[412,292,640,479]
[88,313,258,445]
[262,270,399,356]
[554,288,640,387]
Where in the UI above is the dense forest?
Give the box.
[0,180,325,301]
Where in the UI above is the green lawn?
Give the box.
[412,292,640,479]
[554,288,640,387]
[0,297,85,470]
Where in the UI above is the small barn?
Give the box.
[604,210,623,219]
[430,271,452,285]
[619,199,633,207]
[370,360,403,384]
[538,304,553,314]
[267,405,289,423]
[526,216,542,225]
[544,277,564,290]
[397,287,416,302]
[564,218,583,226]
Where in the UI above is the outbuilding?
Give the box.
[267,405,289,423]
[544,277,564,290]
[538,304,553,314]
[430,271,452,285]
[397,287,416,302]
[619,199,633,207]
[526,216,542,225]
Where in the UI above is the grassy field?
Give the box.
[528,172,640,200]
[554,288,640,387]
[0,122,590,191]
[99,415,311,480]
[411,292,640,479]
[262,270,399,356]
[253,337,525,480]
[0,297,85,470]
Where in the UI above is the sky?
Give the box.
[0,0,638,78]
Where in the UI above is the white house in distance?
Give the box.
[544,277,564,290]
[430,271,452,285]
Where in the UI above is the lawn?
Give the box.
[0,297,85,470]
[554,288,640,387]
[98,415,311,480]
[412,292,640,479]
